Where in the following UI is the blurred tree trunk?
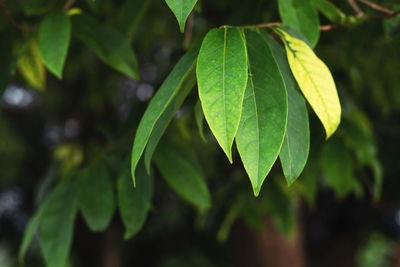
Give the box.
[232,208,305,267]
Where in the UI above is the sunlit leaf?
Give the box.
[131,44,200,183]
[197,27,248,162]
[78,163,115,232]
[236,30,287,196]
[278,0,320,46]
[118,162,153,239]
[38,12,71,78]
[17,40,46,90]
[71,14,140,80]
[165,0,198,32]
[275,27,341,139]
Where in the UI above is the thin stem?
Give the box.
[63,0,75,11]
[0,0,35,32]
[348,0,365,17]
[183,12,194,50]
[356,0,394,15]
[239,22,281,29]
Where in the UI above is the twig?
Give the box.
[348,0,365,18]
[356,0,394,15]
[0,0,35,32]
[63,0,75,11]
[183,12,194,50]
[320,24,340,31]
[240,22,281,29]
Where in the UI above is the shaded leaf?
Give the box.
[144,69,197,172]
[131,44,200,183]
[197,27,248,162]
[312,0,346,23]
[118,162,153,239]
[118,0,153,41]
[39,179,79,267]
[275,27,341,138]
[154,137,211,210]
[278,0,320,46]
[236,30,287,196]
[71,14,140,80]
[262,33,310,185]
[194,100,207,142]
[78,163,115,232]
[165,0,198,32]
[38,12,71,78]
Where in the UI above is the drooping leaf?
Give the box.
[194,100,207,142]
[71,14,140,80]
[131,44,200,183]
[275,27,341,139]
[118,162,153,239]
[154,137,211,210]
[197,27,248,162]
[321,138,358,198]
[312,0,346,24]
[118,0,153,41]
[235,30,287,196]
[38,12,71,79]
[144,69,197,172]
[18,204,45,264]
[278,0,320,47]
[39,179,79,267]
[165,0,198,33]
[78,163,115,232]
[262,32,310,185]
[17,40,46,90]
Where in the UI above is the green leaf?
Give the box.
[165,0,198,33]
[197,27,248,163]
[118,162,153,239]
[118,0,153,41]
[144,68,197,172]
[18,205,44,264]
[78,163,115,232]
[39,179,79,267]
[38,12,71,79]
[131,44,200,183]
[17,40,46,90]
[194,100,207,142]
[278,0,320,47]
[312,0,346,24]
[261,33,310,185]
[71,14,140,80]
[321,138,358,198]
[154,137,211,210]
[22,0,56,15]
[235,30,287,196]
[275,27,341,138]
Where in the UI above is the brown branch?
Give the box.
[356,0,394,15]
[0,0,35,32]
[63,0,75,11]
[183,12,194,50]
[348,0,365,18]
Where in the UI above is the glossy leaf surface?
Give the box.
[197,27,248,162]
[165,0,198,32]
[262,33,310,185]
[236,30,287,196]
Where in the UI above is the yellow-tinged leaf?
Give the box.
[275,27,341,138]
[17,41,46,91]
